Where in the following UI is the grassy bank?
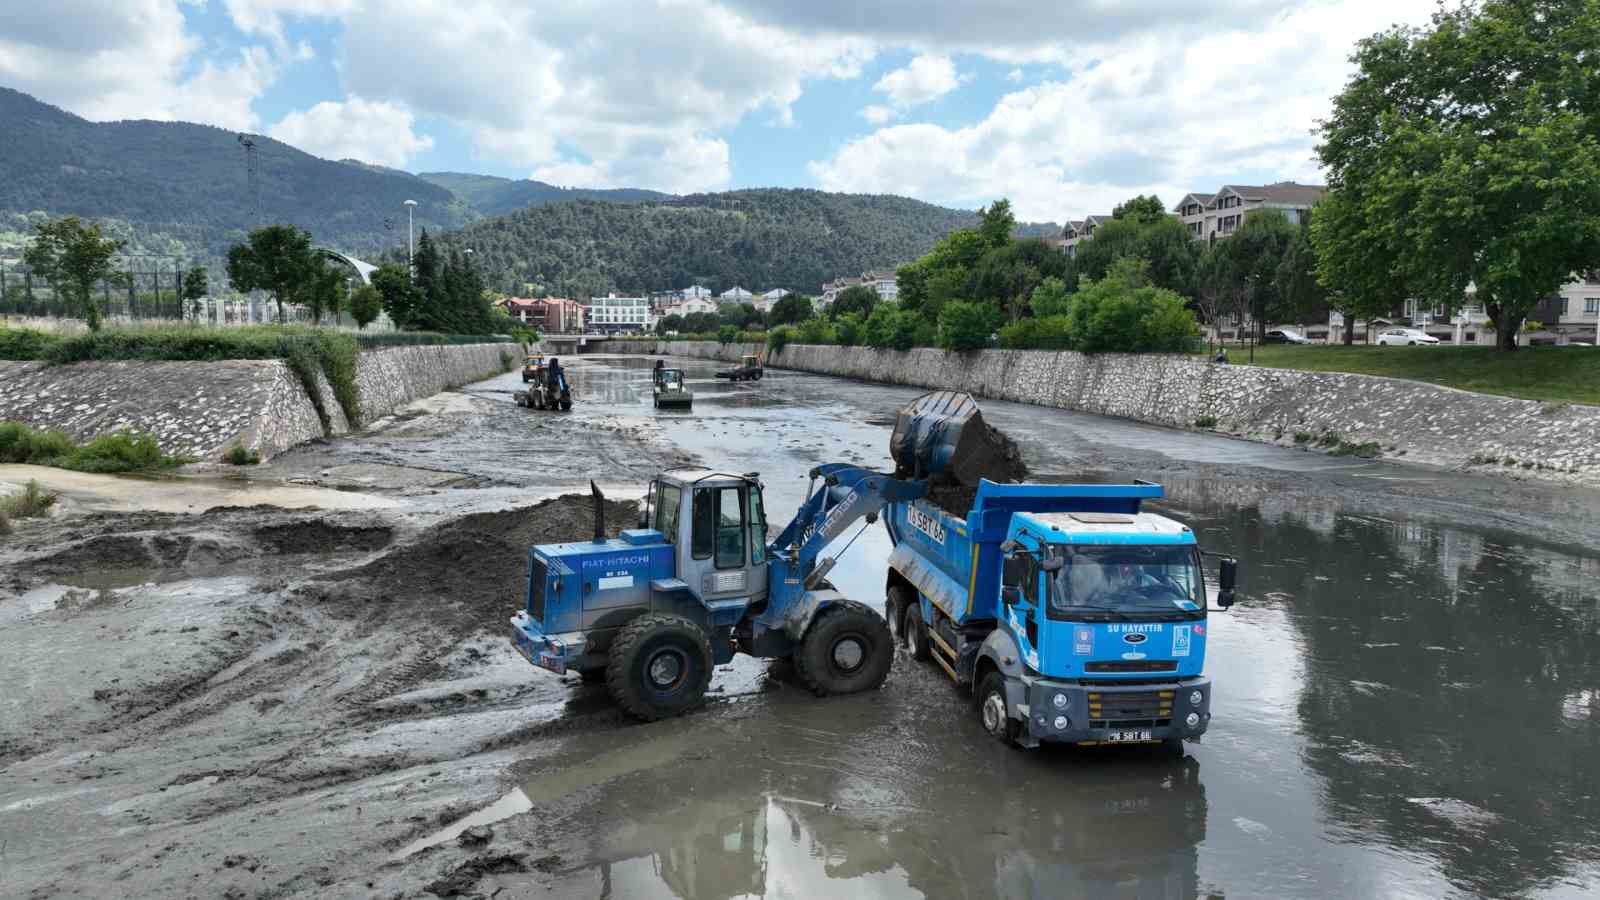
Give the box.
[1214,344,1600,406]
[0,422,187,473]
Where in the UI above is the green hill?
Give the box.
[417,172,668,217]
[0,87,474,268]
[433,189,981,297]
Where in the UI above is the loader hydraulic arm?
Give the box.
[769,463,926,582]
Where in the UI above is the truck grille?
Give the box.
[1088,689,1174,729]
[529,556,548,621]
[1085,660,1178,673]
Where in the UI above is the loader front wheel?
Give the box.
[794,602,893,697]
[606,614,713,721]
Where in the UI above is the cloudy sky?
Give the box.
[0,0,1438,220]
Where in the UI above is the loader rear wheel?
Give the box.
[977,672,1021,747]
[606,614,713,721]
[793,601,893,697]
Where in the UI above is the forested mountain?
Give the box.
[433,189,980,297]
[0,85,1058,295]
[0,87,472,267]
[418,172,668,217]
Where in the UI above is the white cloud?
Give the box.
[323,0,874,192]
[268,96,434,168]
[0,0,277,130]
[810,0,1439,221]
[1006,68,1025,83]
[873,54,963,110]
[222,0,359,47]
[860,104,894,125]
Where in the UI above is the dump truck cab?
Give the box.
[885,478,1236,751]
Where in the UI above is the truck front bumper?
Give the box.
[1018,677,1212,747]
[510,612,588,676]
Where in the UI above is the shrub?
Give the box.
[1064,258,1200,353]
[0,422,74,464]
[0,327,63,360]
[0,479,58,519]
[834,313,864,347]
[796,317,836,345]
[223,445,261,465]
[998,315,1073,350]
[937,301,1000,352]
[716,324,739,345]
[0,422,184,473]
[1316,432,1341,447]
[1028,276,1073,318]
[1331,440,1381,459]
[1293,432,1314,444]
[767,325,794,353]
[1194,416,1217,428]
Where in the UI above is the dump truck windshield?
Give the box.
[1045,545,1203,620]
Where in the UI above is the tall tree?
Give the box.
[23,217,125,331]
[830,284,880,320]
[976,199,1016,248]
[1074,215,1200,297]
[1275,222,1328,329]
[348,284,383,330]
[1218,210,1297,341]
[305,263,347,324]
[180,265,208,322]
[225,224,316,323]
[370,263,424,329]
[1316,0,1600,350]
[1112,194,1168,224]
[768,294,815,326]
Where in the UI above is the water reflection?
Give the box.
[1168,482,1600,898]
[560,753,1208,899]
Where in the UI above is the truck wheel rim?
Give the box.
[647,649,687,691]
[831,636,867,673]
[982,692,1006,733]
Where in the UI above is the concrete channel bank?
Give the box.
[610,340,1600,483]
[0,342,516,461]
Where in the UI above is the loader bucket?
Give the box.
[889,391,1026,491]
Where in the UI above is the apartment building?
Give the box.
[583,294,654,333]
[499,297,584,333]
[1173,183,1325,243]
[720,286,754,303]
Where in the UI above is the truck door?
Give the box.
[1002,550,1040,654]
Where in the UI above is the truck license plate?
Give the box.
[1107,729,1153,743]
[538,652,566,675]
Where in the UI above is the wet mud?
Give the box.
[4,353,1600,899]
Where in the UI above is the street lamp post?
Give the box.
[403,200,418,272]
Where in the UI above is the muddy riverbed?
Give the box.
[3,354,1599,899]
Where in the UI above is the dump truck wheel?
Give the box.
[900,597,932,662]
[606,614,713,721]
[560,396,573,411]
[794,601,893,697]
[977,672,1020,747]
[578,668,606,684]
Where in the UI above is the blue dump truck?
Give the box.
[883,392,1237,750]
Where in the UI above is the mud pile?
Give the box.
[316,493,638,639]
[888,390,1028,515]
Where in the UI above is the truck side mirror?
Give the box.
[1001,586,1021,606]
[1217,558,1238,609]
[999,540,1020,555]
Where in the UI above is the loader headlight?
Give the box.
[1190,690,1204,707]
[1051,692,1068,710]
[1053,715,1069,730]
[1185,712,1201,730]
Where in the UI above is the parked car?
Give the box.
[1375,328,1440,346]
[1263,329,1313,344]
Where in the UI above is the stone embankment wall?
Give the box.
[0,343,514,462]
[610,340,1600,482]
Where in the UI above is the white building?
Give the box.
[862,271,898,301]
[664,297,718,318]
[1173,183,1325,243]
[584,293,654,333]
[753,288,791,313]
[681,285,713,300]
[720,286,753,302]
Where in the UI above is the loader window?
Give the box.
[715,488,746,569]
[691,488,715,559]
[655,482,681,545]
[749,487,767,565]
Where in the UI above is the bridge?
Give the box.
[540,332,625,354]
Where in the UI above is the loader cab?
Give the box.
[644,468,770,604]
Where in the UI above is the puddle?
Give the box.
[392,727,703,859]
